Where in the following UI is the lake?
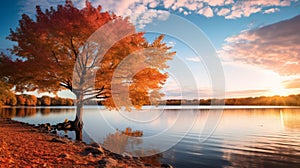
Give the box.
[1,106,300,167]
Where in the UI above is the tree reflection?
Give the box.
[102,127,143,154]
[102,127,163,166]
[41,108,51,115]
[0,107,74,118]
[0,107,37,118]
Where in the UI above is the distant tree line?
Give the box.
[0,93,74,107]
[1,79,300,107]
[162,94,300,106]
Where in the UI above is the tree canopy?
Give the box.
[2,0,175,110]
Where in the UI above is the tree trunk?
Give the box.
[74,94,84,141]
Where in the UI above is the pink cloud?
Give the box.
[217,8,231,16]
[203,0,225,6]
[19,0,297,28]
[225,0,234,5]
[282,78,300,89]
[225,8,243,19]
[163,0,175,8]
[221,14,300,75]
[197,6,214,18]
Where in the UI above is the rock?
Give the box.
[110,153,123,160]
[82,147,103,156]
[121,152,132,159]
[36,123,53,132]
[161,163,174,168]
[58,153,69,158]
[98,159,107,165]
[56,124,63,130]
[50,138,67,144]
[104,158,118,167]
[55,120,74,130]
[98,158,118,166]
[64,122,72,129]
[90,142,100,148]
[144,163,152,167]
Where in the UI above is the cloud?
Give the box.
[167,41,176,47]
[90,0,171,29]
[162,88,214,99]
[183,11,189,15]
[169,0,296,19]
[164,88,269,99]
[134,9,170,28]
[19,0,170,29]
[163,0,175,8]
[221,14,300,75]
[197,6,214,18]
[282,78,300,89]
[203,0,225,6]
[19,0,297,26]
[186,56,201,63]
[216,8,231,16]
[225,89,269,97]
[263,8,280,14]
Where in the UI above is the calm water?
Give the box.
[1,106,300,167]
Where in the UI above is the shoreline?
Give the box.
[0,118,168,168]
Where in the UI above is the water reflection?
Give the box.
[41,108,51,115]
[162,108,300,167]
[0,107,37,118]
[280,109,300,130]
[223,143,300,167]
[217,108,300,168]
[0,107,76,118]
[102,127,164,166]
[1,106,299,167]
[102,127,160,157]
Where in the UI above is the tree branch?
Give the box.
[60,82,72,91]
[70,37,78,61]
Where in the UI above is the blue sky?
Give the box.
[1,0,300,99]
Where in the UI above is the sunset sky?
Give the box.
[1,0,300,99]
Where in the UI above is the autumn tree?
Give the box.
[16,95,26,106]
[2,0,174,140]
[0,53,17,107]
[40,96,51,106]
[24,94,38,106]
[0,80,16,107]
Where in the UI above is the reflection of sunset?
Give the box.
[217,108,300,167]
[280,109,300,129]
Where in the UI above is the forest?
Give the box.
[164,94,300,106]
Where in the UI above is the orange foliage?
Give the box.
[40,96,51,106]
[3,0,174,111]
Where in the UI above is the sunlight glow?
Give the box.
[268,84,291,96]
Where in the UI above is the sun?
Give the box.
[268,85,291,96]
